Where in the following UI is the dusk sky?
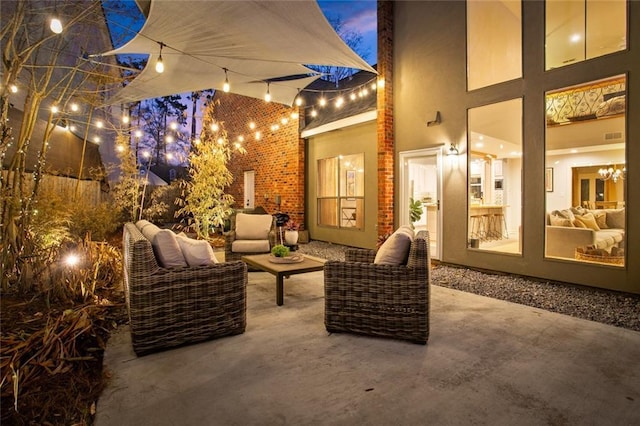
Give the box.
[318,0,377,65]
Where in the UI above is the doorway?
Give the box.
[244,170,255,209]
[399,148,442,260]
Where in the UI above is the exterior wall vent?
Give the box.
[604,132,623,141]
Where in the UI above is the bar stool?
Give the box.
[470,214,486,241]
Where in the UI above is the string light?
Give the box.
[223,68,230,92]
[264,82,271,103]
[51,105,59,114]
[50,14,63,34]
[295,89,303,106]
[122,114,129,123]
[249,122,256,129]
[319,97,327,107]
[155,42,165,73]
[70,103,79,112]
[9,84,18,93]
[96,120,103,128]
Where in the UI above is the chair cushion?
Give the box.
[374,226,414,265]
[232,239,270,253]
[176,234,219,266]
[235,213,273,240]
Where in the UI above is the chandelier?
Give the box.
[598,165,626,183]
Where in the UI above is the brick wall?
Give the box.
[210,93,305,227]
[377,1,394,237]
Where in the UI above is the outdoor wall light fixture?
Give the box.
[427,111,441,127]
[155,42,165,73]
[447,143,459,156]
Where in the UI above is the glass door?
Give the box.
[399,148,442,260]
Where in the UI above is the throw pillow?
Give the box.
[235,213,273,240]
[135,219,152,230]
[151,229,188,268]
[549,213,573,227]
[591,210,608,229]
[606,208,625,229]
[374,227,413,265]
[574,212,600,231]
[570,206,586,216]
[176,234,219,266]
[573,219,587,228]
[557,209,575,221]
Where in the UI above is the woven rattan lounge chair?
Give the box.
[123,223,247,356]
[224,212,277,263]
[324,230,431,344]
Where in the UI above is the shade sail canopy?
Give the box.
[102,0,376,106]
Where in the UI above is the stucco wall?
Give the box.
[392,1,639,293]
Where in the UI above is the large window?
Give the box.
[545,0,626,70]
[468,98,522,254]
[545,75,626,267]
[317,153,364,229]
[467,0,522,90]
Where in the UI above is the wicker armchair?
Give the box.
[324,230,431,344]
[224,212,277,263]
[123,223,247,356]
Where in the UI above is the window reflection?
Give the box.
[468,99,522,253]
[545,75,626,267]
[545,0,626,70]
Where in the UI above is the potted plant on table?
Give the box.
[284,220,300,245]
[271,244,290,258]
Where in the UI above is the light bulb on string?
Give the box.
[295,89,303,106]
[70,103,79,112]
[264,82,271,102]
[155,42,165,73]
[223,68,230,92]
[319,96,327,107]
[311,109,318,117]
[50,14,63,34]
[9,84,18,93]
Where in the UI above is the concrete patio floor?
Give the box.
[96,271,640,425]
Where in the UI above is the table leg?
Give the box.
[276,274,284,306]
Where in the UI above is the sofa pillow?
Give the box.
[574,212,600,231]
[235,213,273,240]
[549,213,573,227]
[556,209,575,221]
[140,222,161,241]
[136,219,152,231]
[374,227,414,265]
[591,210,608,229]
[570,206,586,216]
[573,219,587,228]
[151,229,188,267]
[176,234,219,266]
[606,208,625,229]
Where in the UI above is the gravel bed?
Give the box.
[297,241,640,332]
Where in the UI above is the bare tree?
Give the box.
[1,0,123,290]
[307,17,370,87]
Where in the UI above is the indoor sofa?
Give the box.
[545,207,625,259]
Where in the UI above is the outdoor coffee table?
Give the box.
[241,254,326,306]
